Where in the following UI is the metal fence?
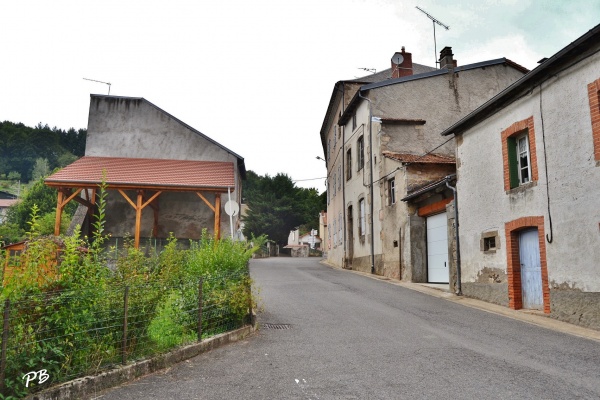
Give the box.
[0,269,252,398]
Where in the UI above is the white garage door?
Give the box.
[427,212,449,283]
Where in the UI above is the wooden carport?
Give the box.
[45,156,236,248]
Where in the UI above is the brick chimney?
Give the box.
[391,47,413,79]
[439,46,457,69]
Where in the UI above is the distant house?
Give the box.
[45,95,245,248]
[0,198,18,224]
[440,24,600,328]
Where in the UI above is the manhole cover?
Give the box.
[262,323,292,330]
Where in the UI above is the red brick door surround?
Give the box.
[505,216,550,313]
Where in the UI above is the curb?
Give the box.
[319,260,600,343]
[26,325,256,400]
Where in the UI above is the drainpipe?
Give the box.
[341,83,347,268]
[445,175,462,295]
[359,91,375,275]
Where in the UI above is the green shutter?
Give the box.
[507,137,519,189]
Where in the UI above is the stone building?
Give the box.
[320,47,528,284]
[440,24,600,328]
[46,95,245,247]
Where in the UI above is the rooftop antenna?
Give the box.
[358,67,377,74]
[416,6,450,68]
[83,77,111,95]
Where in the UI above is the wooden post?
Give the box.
[214,194,221,240]
[54,189,64,236]
[134,191,143,249]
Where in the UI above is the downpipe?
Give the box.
[445,176,462,296]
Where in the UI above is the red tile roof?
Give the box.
[0,199,19,208]
[383,151,455,164]
[45,157,235,190]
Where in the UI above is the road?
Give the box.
[96,257,600,399]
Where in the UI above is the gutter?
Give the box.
[445,175,462,295]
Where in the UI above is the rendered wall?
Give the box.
[456,52,600,328]
[85,96,242,240]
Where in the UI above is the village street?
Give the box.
[96,257,600,399]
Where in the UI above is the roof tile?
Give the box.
[45,157,235,189]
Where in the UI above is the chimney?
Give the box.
[391,47,413,79]
[439,46,457,69]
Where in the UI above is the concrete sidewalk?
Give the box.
[321,260,600,343]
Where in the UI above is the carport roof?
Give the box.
[45,156,235,191]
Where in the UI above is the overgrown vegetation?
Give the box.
[0,181,265,399]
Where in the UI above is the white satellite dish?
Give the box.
[224,200,239,216]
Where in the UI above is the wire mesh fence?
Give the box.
[0,269,252,398]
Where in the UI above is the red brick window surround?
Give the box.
[587,78,600,162]
[501,116,539,191]
[505,216,550,314]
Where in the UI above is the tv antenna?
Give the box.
[416,6,450,68]
[358,67,377,74]
[83,77,111,95]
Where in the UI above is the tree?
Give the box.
[242,171,326,246]
[5,177,77,233]
[31,158,50,180]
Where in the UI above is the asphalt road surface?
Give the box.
[96,257,600,399]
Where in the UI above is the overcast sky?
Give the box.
[2,0,599,192]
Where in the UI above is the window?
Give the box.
[359,198,366,236]
[480,231,499,253]
[333,128,337,149]
[338,213,343,245]
[388,178,396,205]
[357,136,364,171]
[333,219,337,247]
[327,180,330,204]
[333,172,336,197]
[346,148,352,180]
[484,236,496,251]
[352,114,357,131]
[501,117,538,191]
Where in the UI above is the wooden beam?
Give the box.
[72,196,94,209]
[141,191,162,210]
[214,193,221,239]
[54,190,64,236]
[118,189,137,209]
[60,188,83,208]
[152,200,159,238]
[196,192,215,212]
[134,191,143,249]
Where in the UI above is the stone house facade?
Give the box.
[440,24,600,328]
[320,47,528,284]
[61,95,246,244]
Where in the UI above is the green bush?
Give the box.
[0,184,264,398]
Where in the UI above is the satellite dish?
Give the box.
[391,53,404,64]
[224,200,239,216]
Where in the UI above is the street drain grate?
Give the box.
[262,323,292,330]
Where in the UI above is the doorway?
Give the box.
[519,228,543,310]
[347,206,353,265]
[426,212,449,283]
